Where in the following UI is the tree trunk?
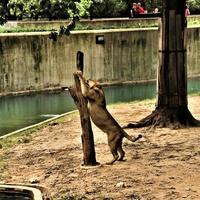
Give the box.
[69,51,99,166]
[124,0,199,128]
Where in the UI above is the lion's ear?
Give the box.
[93,80,101,88]
[95,80,100,85]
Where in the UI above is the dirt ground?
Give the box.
[1,96,200,200]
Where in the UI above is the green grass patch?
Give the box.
[54,112,78,123]
[75,22,158,31]
[0,22,159,33]
[188,92,200,97]
[0,132,33,149]
[1,17,200,33]
[108,98,155,108]
[0,26,56,33]
[0,156,7,181]
[2,21,199,33]
[188,19,200,27]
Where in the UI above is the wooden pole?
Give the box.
[69,51,98,166]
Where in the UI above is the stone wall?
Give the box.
[187,27,200,77]
[0,26,200,94]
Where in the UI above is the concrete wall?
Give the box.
[0,27,200,94]
[187,27,200,77]
[3,15,199,30]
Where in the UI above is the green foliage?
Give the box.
[0,0,8,25]
[5,0,79,20]
[144,0,200,14]
[75,0,93,18]
[187,0,200,8]
[144,0,163,12]
[2,0,200,21]
[49,0,70,20]
[187,0,200,13]
[8,0,25,20]
[143,0,200,14]
[24,0,40,20]
[92,0,128,18]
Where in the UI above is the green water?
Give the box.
[0,79,200,136]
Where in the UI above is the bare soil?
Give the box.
[1,96,200,200]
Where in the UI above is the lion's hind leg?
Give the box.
[106,139,120,165]
[118,145,125,161]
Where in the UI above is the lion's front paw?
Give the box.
[74,70,83,78]
[77,70,83,76]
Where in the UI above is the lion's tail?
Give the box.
[123,130,142,142]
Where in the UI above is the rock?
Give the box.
[49,122,59,126]
[17,137,30,144]
[116,182,125,188]
[29,178,40,184]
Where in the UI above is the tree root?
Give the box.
[123,106,200,129]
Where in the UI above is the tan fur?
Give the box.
[76,71,142,164]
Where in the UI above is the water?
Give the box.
[0,92,75,136]
[0,78,200,136]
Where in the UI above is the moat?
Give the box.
[0,78,200,136]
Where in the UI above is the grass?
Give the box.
[188,91,200,97]
[0,24,158,33]
[0,155,7,181]
[0,17,199,33]
[0,26,57,33]
[0,131,33,149]
[74,22,158,31]
[188,19,200,27]
[108,98,155,109]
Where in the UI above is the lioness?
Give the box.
[76,71,142,164]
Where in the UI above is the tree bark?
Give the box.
[124,0,199,128]
[69,51,99,166]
